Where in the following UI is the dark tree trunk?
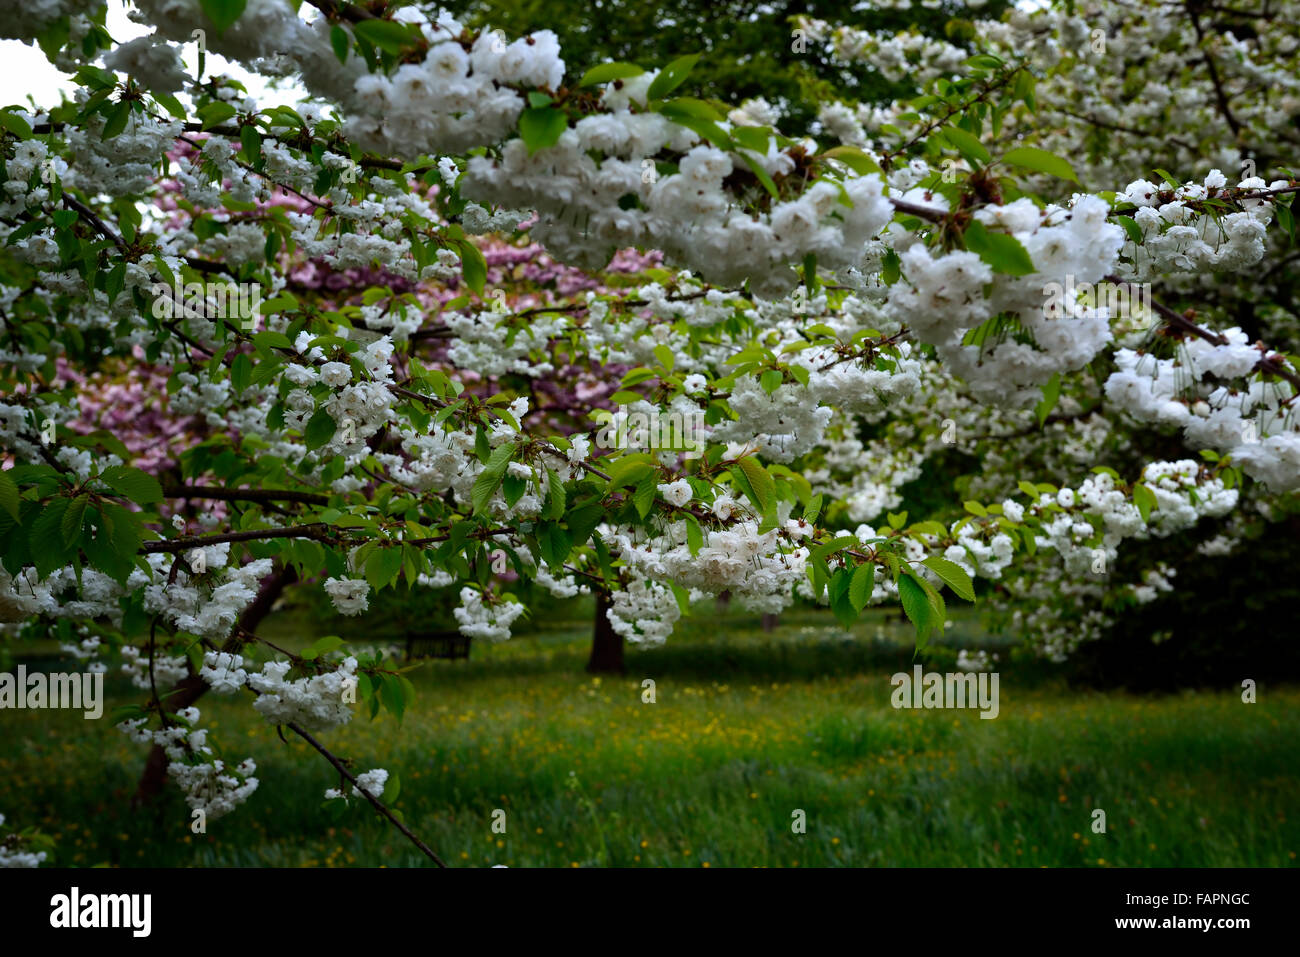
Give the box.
[761,613,779,632]
[132,565,296,807]
[586,589,625,674]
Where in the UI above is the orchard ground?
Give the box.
[3,604,1296,868]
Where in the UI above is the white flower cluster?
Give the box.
[613,510,814,619]
[324,577,371,616]
[453,587,525,642]
[118,707,258,821]
[808,19,969,85]
[247,656,360,731]
[1105,338,1300,491]
[465,127,896,296]
[956,649,998,672]
[605,578,682,645]
[101,34,189,93]
[138,551,274,640]
[1131,564,1176,604]
[120,645,189,691]
[199,651,249,694]
[1117,173,1278,279]
[886,196,1125,408]
[445,309,566,377]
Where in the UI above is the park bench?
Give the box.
[405,630,472,661]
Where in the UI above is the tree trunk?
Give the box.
[761,613,779,632]
[586,589,625,674]
[132,565,296,807]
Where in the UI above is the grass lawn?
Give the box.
[2,603,1296,867]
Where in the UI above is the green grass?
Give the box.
[2,605,1296,868]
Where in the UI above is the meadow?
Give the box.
[2,602,1296,868]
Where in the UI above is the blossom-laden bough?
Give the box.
[0,0,1297,862]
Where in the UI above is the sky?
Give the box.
[0,0,307,111]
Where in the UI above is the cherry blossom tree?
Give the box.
[1,0,1296,864]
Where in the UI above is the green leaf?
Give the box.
[304,409,336,452]
[301,635,345,660]
[61,494,89,546]
[685,515,703,556]
[577,62,645,87]
[471,443,516,514]
[941,125,990,165]
[230,353,253,394]
[518,107,568,155]
[963,220,1035,275]
[803,493,823,525]
[565,501,603,545]
[661,112,732,150]
[30,499,72,579]
[921,556,975,601]
[1132,482,1158,523]
[897,573,937,647]
[1116,215,1143,245]
[200,0,247,35]
[738,151,780,200]
[633,471,657,518]
[882,248,901,284]
[605,457,653,491]
[735,458,775,514]
[458,241,486,295]
[818,145,881,176]
[653,343,675,372]
[546,469,567,521]
[1001,146,1078,183]
[1013,70,1037,112]
[330,24,349,64]
[0,471,19,521]
[647,54,700,100]
[99,466,162,505]
[239,124,261,163]
[1034,372,1061,427]
[0,110,34,139]
[100,101,131,141]
[353,19,415,56]
[365,547,404,591]
[849,563,874,612]
[659,97,723,121]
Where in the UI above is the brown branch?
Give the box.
[140,523,342,553]
[287,721,447,867]
[1189,6,1243,140]
[163,484,331,505]
[1105,274,1300,393]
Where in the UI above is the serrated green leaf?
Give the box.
[922,555,975,601]
[99,466,162,505]
[303,409,336,453]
